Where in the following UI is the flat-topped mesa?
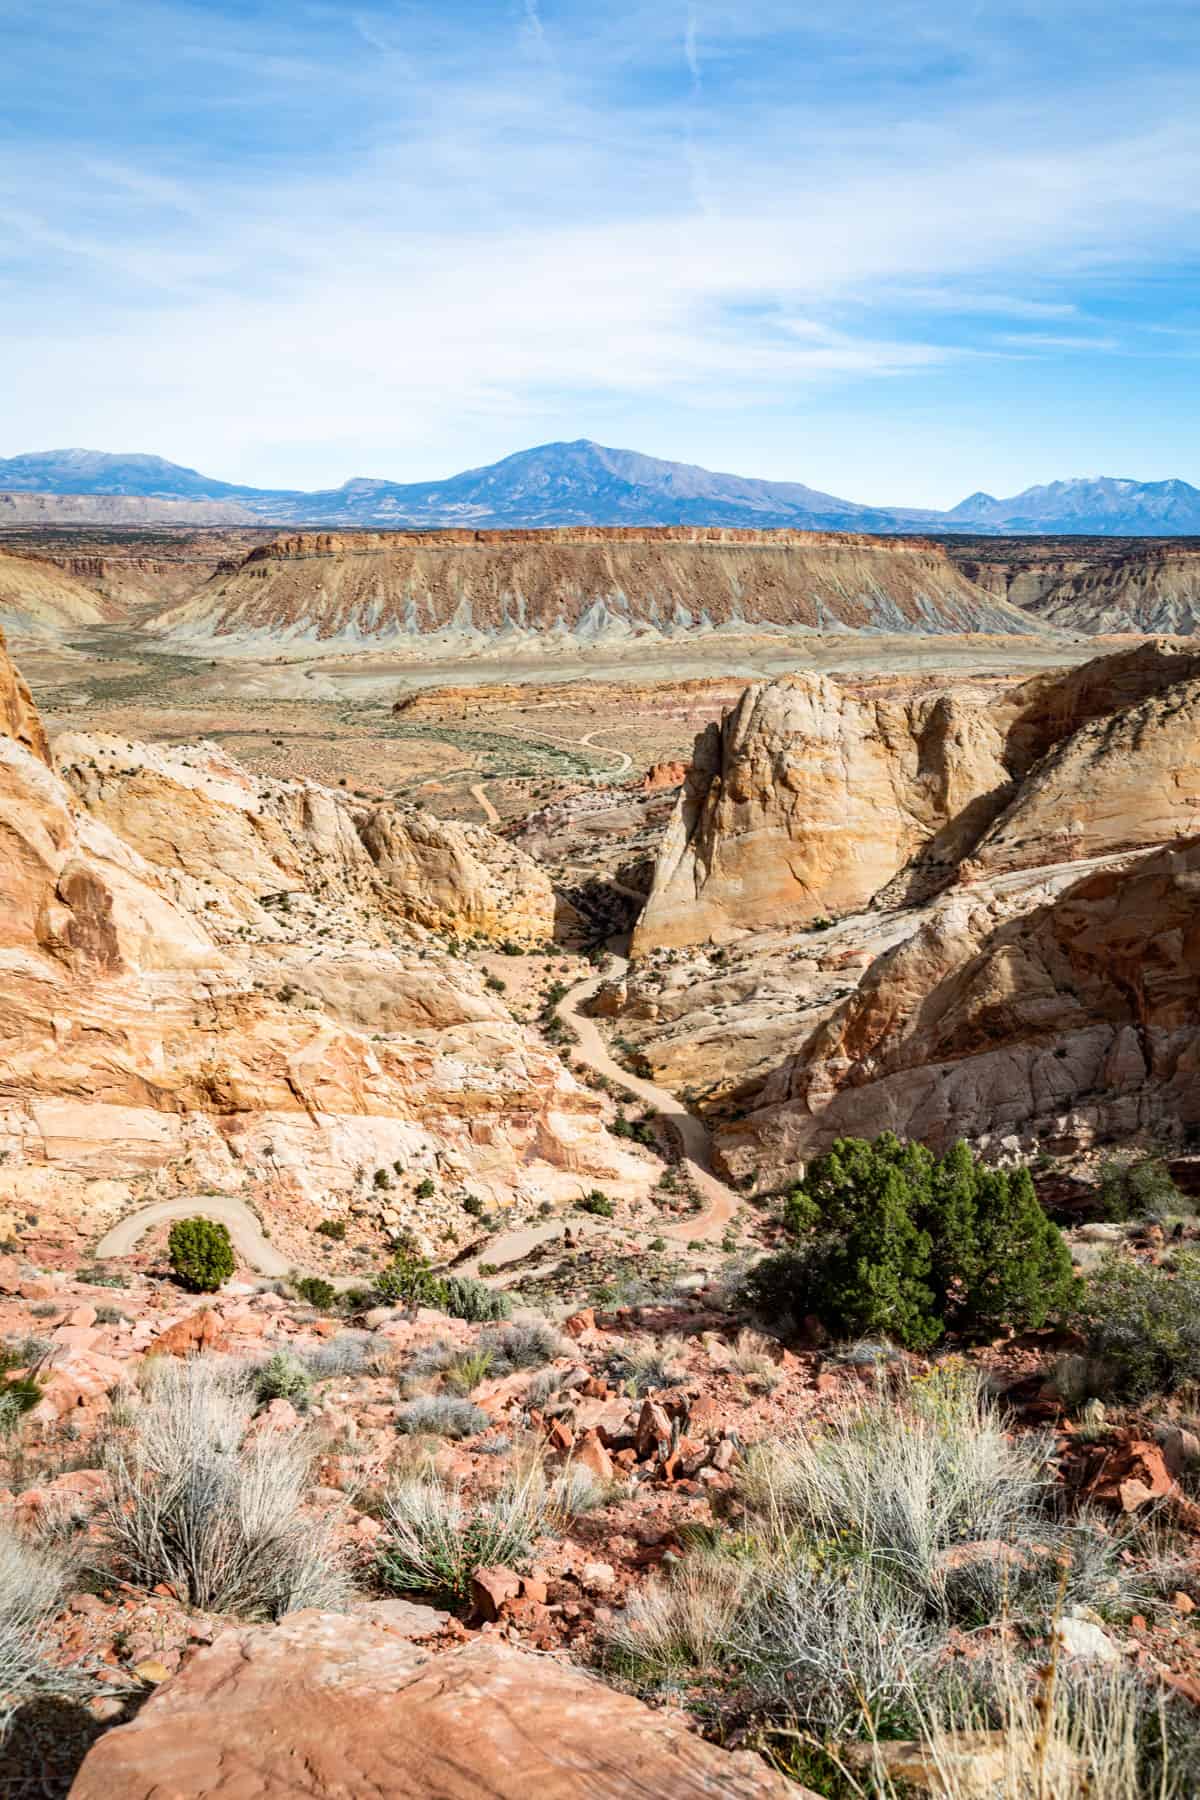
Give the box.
[146,526,1049,651]
[632,640,1200,954]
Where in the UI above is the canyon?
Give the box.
[0,537,1199,1797]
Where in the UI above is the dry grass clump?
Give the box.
[104,1356,350,1618]
[604,1365,1192,1791]
[0,1527,71,1736]
[608,1333,688,1397]
[394,1394,489,1439]
[378,1458,560,1605]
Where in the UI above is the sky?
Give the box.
[1,0,1199,505]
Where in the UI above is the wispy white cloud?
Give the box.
[2,0,1200,495]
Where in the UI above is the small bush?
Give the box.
[302,1332,375,1380]
[579,1190,615,1217]
[415,1177,437,1200]
[378,1466,555,1604]
[609,1334,687,1397]
[444,1349,494,1394]
[752,1134,1076,1349]
[395,1395,488,1439]
[315,1219,347,1241]
[1098,1153,1183,1222]
[293,1274,336,1311]
[441,1275,512,1324]
[374,1251,447,1311]
[480,1321,563,1372]
[460,1194,485,1217]
[0,1345,43,1437]
[168,1217,235,1294]
[104,1357,349,1617]
[1074,1252,1200,1401]
[254,1352,313,1409]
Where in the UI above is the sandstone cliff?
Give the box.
[0,548,115,637]
[634,641,1200,950]
[56,733,555,945]
[0,627,636,1252]
[146,527,1049,654]
[716,837,1200,1177]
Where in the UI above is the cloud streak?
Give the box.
[2,0,1199,498]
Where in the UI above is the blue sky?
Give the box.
[2,0,1199,503]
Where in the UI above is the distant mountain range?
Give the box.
[3,442,1200,536]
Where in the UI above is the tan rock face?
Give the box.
[716,836,1200,1178]
[635,641,1200,952]
[633,675,1011,950]
[57,732,553,945]
[0,632,633,1241]
[147,525,1046,654]
[69,1614,794,1800]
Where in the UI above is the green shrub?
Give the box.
[460,1194,485,1217]
[255,1352,313,1409]
[0,1345,42,1437]
[1098,1154,1183,1222]
[579,1190,615,1218]
[294,1275,336,1311]
[374,1251,448,1310]
[168,1217,235,1294]
[441,1275,512,1323]
[1075,1252,1200,1401]
[752,1135,1076,1350]
[315,1219,346,1241]
[415,1176,437,1200]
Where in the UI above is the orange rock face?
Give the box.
[69,1615,796,1799]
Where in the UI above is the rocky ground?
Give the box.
[3,1201,1200,1796]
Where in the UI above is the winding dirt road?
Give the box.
[556,953,738,1243]
[94,1195,291,1277]
[93,952,737,1283]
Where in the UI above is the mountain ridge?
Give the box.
[3,440,1200,535]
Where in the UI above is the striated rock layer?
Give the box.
[955,537,1200,634]
[147,526,1050,653]
[0,626,637,1249]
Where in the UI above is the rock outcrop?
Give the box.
[0,627,635,1250]
[57,733,554,944]
[69,1612,794,1799]
[954,537,1200,634]
[634,642,1200,951]
[716,837,1200,1178]
[146,526,1049,655]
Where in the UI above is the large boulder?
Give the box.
[69,1611,796,1799]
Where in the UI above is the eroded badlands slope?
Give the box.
[147,527,1048,653]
